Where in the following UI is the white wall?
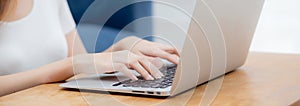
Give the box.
[153,0,300,54]
[251,0,300,54]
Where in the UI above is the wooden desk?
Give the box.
[1,52,300,106]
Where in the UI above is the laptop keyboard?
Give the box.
[117,64,177,89]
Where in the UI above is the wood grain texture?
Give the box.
[0,52,300,106]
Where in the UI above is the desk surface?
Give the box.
[1,52,300,106]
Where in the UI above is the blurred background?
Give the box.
[67,0,300,54]
[153,0,300,54]
[67,0,153,53]
[250,0,300,54]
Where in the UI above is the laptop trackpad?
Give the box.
[99,72,130,81]
[61,71,138,89]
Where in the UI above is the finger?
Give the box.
[135,53,162,67]
[137,52,156,61]
[113,63,138,80]
[157,44,179,55]
[150,58,165,69]
[138,48,179,64]
[152,50,180,64]
[130,62,154,80]
[137,55,165,69]
[143,55,156,61]
[170,54,180,64]
[165,49,180,56]
[139,58,163,79]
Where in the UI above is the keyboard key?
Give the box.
[117,65,177,88]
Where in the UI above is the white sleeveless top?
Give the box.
[0,0,76,75]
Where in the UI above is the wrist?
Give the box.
[41,57,74,84]
[71,54,98,74]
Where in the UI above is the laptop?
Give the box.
[60,0,265,96]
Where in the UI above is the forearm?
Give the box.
[0,58,73,96]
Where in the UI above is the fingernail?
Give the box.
[176,56,180,60]
[175,57,180,64]
[133,77,138,81]
[160,72,164,77]
[155,73,162,79]
[147,75,154,80]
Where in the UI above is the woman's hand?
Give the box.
[73,50,164,80]
[107,36,180,64]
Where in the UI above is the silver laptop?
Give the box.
[60,0,265,96]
